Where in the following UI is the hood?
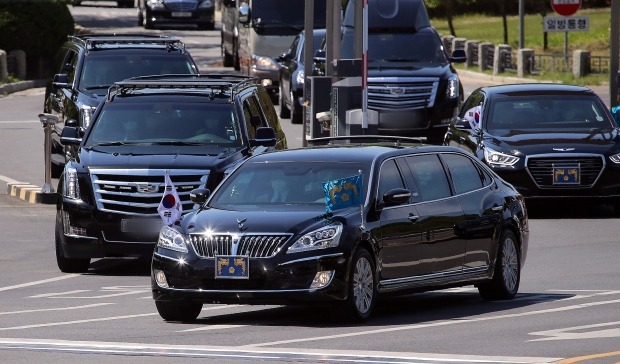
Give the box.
[182,208,342,235]
[485,129,620,155]
[368,63,451,78]
[75,145,245,172]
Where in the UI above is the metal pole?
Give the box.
[611,1,620,106]
[361,0,368,129]
[302,0,314,147]
[518,0,524,49]
[38,113,58,194]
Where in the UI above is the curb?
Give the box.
[0,79,46,96]
[7,183,58,205]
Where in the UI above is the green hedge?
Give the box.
[0,0,74,78]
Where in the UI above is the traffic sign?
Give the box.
[550,0,581,17]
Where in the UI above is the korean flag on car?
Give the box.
[158,172,182,226]
[464,105,482,129]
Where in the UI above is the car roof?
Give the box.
[479,83,595,97]
[246,144,466,164]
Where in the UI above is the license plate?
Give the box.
[553,166,580,185]
[171,11,192,17]
[121,219,164,233]
[215,256,249,279]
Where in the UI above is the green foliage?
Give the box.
[432,8,611,56]
[0,0,74,58]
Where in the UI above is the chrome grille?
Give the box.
[526,155,604,188]
[367,77,438,110]
[189,234,291,258]
[165,0,197,11]
[91,169,209,216]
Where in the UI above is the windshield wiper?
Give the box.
[375,58,421,62]
[151,141,208,146]
[92,141,131,146]
[84,85,111,90]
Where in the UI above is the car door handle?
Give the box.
[408,213,419,223]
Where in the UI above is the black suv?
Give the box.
[43,34,199,178]
[55,74,288,273]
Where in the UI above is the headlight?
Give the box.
[198,0,213,8]
[610,154,620,164]
[147,0,164,9]
[484,146,520,167]
[446,75,459,99]
[158,226,188,253]
[251,55,279,71]
[287,223,343,254]
[63,164,81,200]
[296,70,305,85]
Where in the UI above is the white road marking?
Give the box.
[30,290,91,298]
[0,313,158,331]
[0,120,40,124]
[529,321,620,341]
[242,297,620,348]
[180,324,249,332]
[0,174,23,185]
[0,303,114,316]
[0,275,79,292]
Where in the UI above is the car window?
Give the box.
[441,153,484,194]
[377,159,406,203]
[242,96,267,139]
[405,155,451,202]
[459,89,484,119]
[63,50,79,83]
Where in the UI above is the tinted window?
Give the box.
[377,159,406,203]
[406,155,451,201]
[459,89,485,119]
[442,154,484,194]
[243,96,266,139]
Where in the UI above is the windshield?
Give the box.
[485,96,614,134]
[78,54,197,94]
[251,0,327,35]
[209,161,369,211]
[85,102,242,147]
[341,30,447,64]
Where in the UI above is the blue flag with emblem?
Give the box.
[322,174,363,213]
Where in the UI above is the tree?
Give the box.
[426,0,458,36]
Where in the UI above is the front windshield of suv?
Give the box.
[341,30,447,64]
[85,102,242,147]
[78,54,197,94]
[251,0,327,35]
[485,96,614,134]
[210,161,369,211]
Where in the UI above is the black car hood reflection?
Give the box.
[184,207,347,235]
[76,146,244,170]
[484,128,620,154]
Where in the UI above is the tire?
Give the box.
[331,248,376,322]
[222,39,233,67]
[478,230,520,300]
[291,90,303,124]
[155,300,203,321]
[137,8,144,27]
[279,83,290,118]
[55,210,90,273]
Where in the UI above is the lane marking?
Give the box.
[0,120,40,124]
[555,351,620,364]
[0,174,23,185]
[0,313,159,331]
[0,303,114,316]
[0,275,79,292]
[529,321,620,341]
[241,297,620,348]
[0,338,562,363]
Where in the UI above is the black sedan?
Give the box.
[137,0,215,30]
[151,138,529,322]
[277,28,326,124]
[444,83,620,208]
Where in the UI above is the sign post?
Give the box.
[549,0,582,63]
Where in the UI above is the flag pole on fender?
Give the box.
[158,170,183,226]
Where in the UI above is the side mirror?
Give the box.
[238,2,250,24]
[60,126,82,146]
[450,49,467,63]
[190,188,210,205]
[52,74,71,89]
[454,117,472,130]
[278,52,289,62]
[251,126,277,147]
[382,188,411,207]
[314,48,325,59]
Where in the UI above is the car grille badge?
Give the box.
[552,148,575,152]
[237,218,247,232]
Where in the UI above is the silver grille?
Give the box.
[91,169,209,216]
[165,0,197,11]
[367,77,438,110]
[189,234,291,258]
[526,155,604,188]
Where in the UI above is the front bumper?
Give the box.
[375,98,458,137]
[152,250,349,305]
[59,198,158,259]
